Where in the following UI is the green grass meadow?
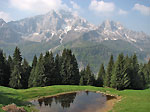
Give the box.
[0,85,150,112]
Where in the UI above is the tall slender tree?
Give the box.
[9,47,23,89]
[55,54,62,84]
[60,49,80,85]
[85,64,95,86]
[28,55,37,87]
[0,50,6,86]
[22,58,31,88]
[111,53,125,90]
[97,63,105,87]
[33,53,46,87]
[104,54,114,87]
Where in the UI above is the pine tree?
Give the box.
[33,53,46,87]
[111,53,125,90]
[22,58,31,88]
[104,54,114,87]
[79,69,86,85]
[130,54,143,89]
[44,51,57,86]
[3,55,11,87]
[97,63,105,87]
[79,76,84,85]
[32,55,37,67]
[28,55,37,87]
[0,50,5,86]
[122,55,131,89]
[9,47,23,89]
[9,65,23,88]
[85,65,95,86]
[55,54,62,84]
[60,49,80,85]
[8,55,13,71]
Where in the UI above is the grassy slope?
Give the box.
[0,85,150,112]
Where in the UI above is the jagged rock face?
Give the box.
[0,10,149,50]
[4,10,95,42]
[0,19,6,27]
[81,20,150,46]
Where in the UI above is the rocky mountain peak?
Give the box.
[99,20,124,32]
[0,18,6,27]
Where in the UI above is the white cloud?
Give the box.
[70,1,80,10]
[89,0,115,13]
[133,3,150,16]
[0,11,12,22]
[118,9,128,15]
[10,0,69,14]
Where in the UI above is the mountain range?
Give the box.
[0,10,150,72]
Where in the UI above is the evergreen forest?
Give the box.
[0,47,150,90]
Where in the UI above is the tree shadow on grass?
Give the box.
[0,92,31,106]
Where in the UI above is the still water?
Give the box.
[31,91,116,112]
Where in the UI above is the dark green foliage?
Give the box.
[9,65,23,89]
[60,49,80,85]
[22,59,31,88]
[79,76,84,85]
[111,53,125,90]
[55,54,62,84]
[9,47,23,89]
[130,54,144,89]
[0,50,6,86]
[32,55,37,67]
[12,47,22,65]
[104,54,114,87]
[44,52,57,85]
[85,65,95,86]
[79,69,86,85]
[28,55,37,87]
[97,63,105,87]
[33,53,46,87]
[0,47,148,90]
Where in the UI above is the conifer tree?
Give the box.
[3,55,11,87]
[130,54,143,89]
[8,55,13,71]
[79,69,86,85]
[60,49,80,85]
[79,76,84,85]
[33,53,46,87]
[97,63,105,87]
[111,53,125,90]
[44,51,57,85]
[32,55,37,67]
[22,58,31,88]
[9,47,23,89]
[122,55,131,89]
[0,50,5,86]
[85,65,95,86]
[28,55,37,87]
[55,54,62,84]
[104,54,114,87]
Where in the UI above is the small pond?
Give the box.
[30,91,116,112]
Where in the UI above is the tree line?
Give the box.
[0,47,149,90]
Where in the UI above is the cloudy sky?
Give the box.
[0,0,150,34]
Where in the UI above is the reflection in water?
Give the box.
[31,91,116,112]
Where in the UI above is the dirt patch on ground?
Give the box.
[96,91,122,112]
[2,103,26,112]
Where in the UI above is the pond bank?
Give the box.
[30,90,122,112]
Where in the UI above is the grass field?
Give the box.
[0,85,150,112]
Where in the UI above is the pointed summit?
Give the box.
[99,20,124,32]
[0,18,6,27]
